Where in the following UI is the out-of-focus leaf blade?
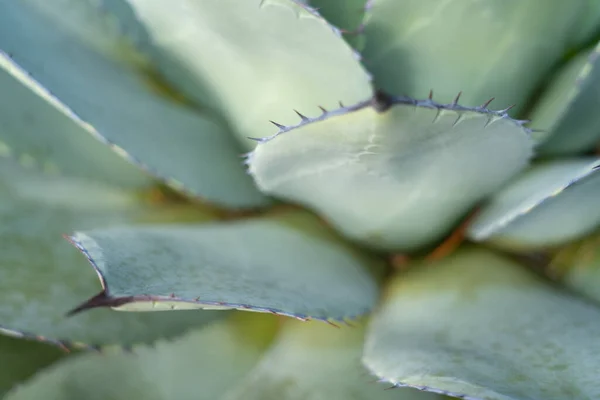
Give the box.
[0,0,267,208]
[249,96,533,251]
[364,248,600,400]
[362,0,585,111]
[223,319,441,400]
[0,159,221,348]
[548,232,600,305]
[70,211,382,321]
[0,51,151,189]
[0,336,65,396]
[468,158,600,250]
[530,43,600,155]
[5,313,278,400]
[119,0,373,150]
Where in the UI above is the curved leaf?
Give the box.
[118,0,373,150]
[223,319,441,400]
[0,336,65,396]
[0,159,221,348]
[69,211,383,321]
[248,95,533,251]
[0,0,267,208]
[548,232,600,305]
[309,0,367,48]
[364,248,600,400]
[361,0,585,111]
[468,158,600,250]
[5,313,278,400]
[0,51,151,189]
[529,43,600,155]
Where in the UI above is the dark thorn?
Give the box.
[481,97,495,109]
[502,104,516,113]
[372,90,392,113]
[318,105,327,114]
[66,292,132,316]
[325,320,341,329]
[247,136,264,142]
[338,101,345,108]
[269,120,286,129]
[294,109,309,121]
[384,386,397,390]
[428,89,434,100]
[452,91,462,105]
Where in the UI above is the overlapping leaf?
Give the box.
[69,211,383,321]
[468,158,600,250]
[5,313,278,400]
[117,0,373,150]
[0,0,266,208]
[361,0,586,111]
[249,96,533,251]
[529,42,600,155]
[223,319,441,400]
[0,159,221,347]
[364,248,600,400]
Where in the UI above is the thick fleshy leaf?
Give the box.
[361,0,586,111]
[548,232,600,305]
[0,336,65,396]
[364,248,600,400]
[0,51,151,189]
[118,0,373,150]
[223,319,441,400]
[529,43,600,155]
[0,0,267,208]
[309,0,367,48]
[248,95,533,251]
[571,1,600,48]
[0,159,221,347]
[468,158,600,250]
[5,313,278,400]
[69,211,382,321]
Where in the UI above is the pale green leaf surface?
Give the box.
[249,99,533,251]
[309,0,367,48]
[0,336,65,396]
[70,212,382,321]
[571,1,600,48]
[223,319,441,400]
[5,313,278,400]
[362,0,585,111]
[548,233,600,305]
[0,0,267,208]
[0,51,151,189]
[468,158,600,249]
[120,0,373,150]
[0,159,221,347]
[530,43,600,155]
[364,248,600,400]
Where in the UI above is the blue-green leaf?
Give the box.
[468,158,600,250]
[0,159,221,348]
[5,313,278,400]
[364,248,600,400]
[249,96,533,251]
[0,0,267,208]
[117,0,373,150]
[69,211,383,321]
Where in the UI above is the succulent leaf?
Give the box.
[364,248,600,400]
[223,320,441,400]
[117,0,373,150]
[361,0,586,111]
[69,211,383,321]
[468,158,600,250]
[529,43,600,155]
[4,313,278,400]
[0,336,65,396]
[0,0,267,208]
[0,51,151,189]
[548,232,600,305]
[249,95,533,251]
[0,159,221,348]
[308,0,368,49]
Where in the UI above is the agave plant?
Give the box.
[2,0,600,399]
